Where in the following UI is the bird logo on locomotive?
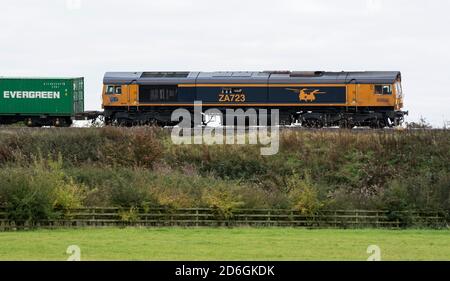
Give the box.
[286,88,326,102]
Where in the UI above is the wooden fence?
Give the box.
[0,208,448,231]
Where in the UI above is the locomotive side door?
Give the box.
[347,79,358,109]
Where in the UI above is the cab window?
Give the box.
[375,85,392,95]
[106,85,122,95]
[382,85,392,95]
[375,85,383,95]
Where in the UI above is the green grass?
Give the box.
[0,228,449,261]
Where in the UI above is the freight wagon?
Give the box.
[102,71,408,128]
[0,77,84,127]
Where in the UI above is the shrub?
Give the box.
[383,171,450,211]
[0,169,55,222]
[202,184,244,219]
[0,157,86,221]
[0,128,163,168]
[105,171,156,208]
[118,207,139,223]
[287,171,323,214]
[0,128,449,214]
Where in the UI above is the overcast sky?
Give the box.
[1,0,449,126]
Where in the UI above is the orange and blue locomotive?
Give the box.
[102,71,407,128]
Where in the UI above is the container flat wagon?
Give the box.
[0,77,84,127]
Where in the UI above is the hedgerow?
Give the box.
[0,128,449,221]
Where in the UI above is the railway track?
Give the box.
[0,125,443,132]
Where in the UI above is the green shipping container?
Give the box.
[0,77,84,126]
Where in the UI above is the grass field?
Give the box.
[0,228,449,261]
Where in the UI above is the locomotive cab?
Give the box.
[394,79,404,111]
[366,73,406,127]
[103,84,124,106]
[103,83,140,106]
[391,76,407,126]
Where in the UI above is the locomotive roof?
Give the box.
[103,71,401,85]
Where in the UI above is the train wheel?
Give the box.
[370,119,387,129]
[26,118,42,127]
[314,121,324,128]
[339,119,354,129]
[303,119,323,128]
[279,115,295,126]
[54,118,73,127]
[117,118,132,127]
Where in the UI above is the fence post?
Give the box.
[290,210,294,227]
[196,209,199,227]
[334,211,337,228]
[376,211,380,228]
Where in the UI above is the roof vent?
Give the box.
[212,72,233,77]
[290,71,324,77]
[231,72,252,77]
[263,70,291,74]
[141,72,189,78]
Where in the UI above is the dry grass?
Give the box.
[0,128,449,221]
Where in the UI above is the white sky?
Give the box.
[1,0,449,126]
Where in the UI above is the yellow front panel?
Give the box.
[353,84,397,108]
[102,84,139,107]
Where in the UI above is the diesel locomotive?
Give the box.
[102,71,407,128]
